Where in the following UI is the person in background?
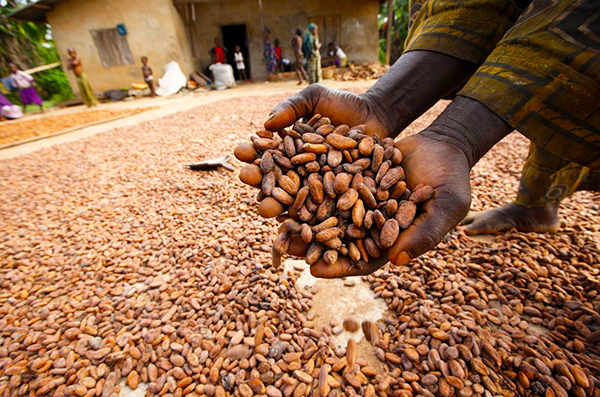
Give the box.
[263,29,278,78]
[274,38,283,72]
[303,23,322,84]
[141,56,157,97]
[328,42,348,67]
[67,47,98,107]
[209,38,227,64]
[234,45,248,82]
[0,92,23,120]
[291,28,308,85]
[8,63,43,113]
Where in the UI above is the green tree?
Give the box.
[378,0,410,65]
[1,3,73,105]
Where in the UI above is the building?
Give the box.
[10,0,379,93]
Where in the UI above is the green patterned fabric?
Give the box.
[515,142,593,207]
[76,73,98,107]
[406,0,600,170]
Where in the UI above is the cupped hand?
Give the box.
[264,84,394,277]
[386,133,471,266]
[309,133,472,278]
[265,83,391,139]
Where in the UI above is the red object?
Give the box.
[214,46,226,64]
[275,46,282,60]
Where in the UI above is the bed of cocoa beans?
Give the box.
[0,94,597,397]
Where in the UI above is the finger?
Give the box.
[459,210,477,226]
[264,84,323,131]
[309,255,388,279]
[389,187,470,265]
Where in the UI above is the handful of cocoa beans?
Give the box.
[234,114,434,269]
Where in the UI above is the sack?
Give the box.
[156,61,187,97]
[209,63,237,90]
[103,89,128,101]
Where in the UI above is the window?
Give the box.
[308,15,342,50]
[90,28,134,68]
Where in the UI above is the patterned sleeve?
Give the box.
[458,0,600,169]
[405,0,530,65]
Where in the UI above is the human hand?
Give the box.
[306,133,472,278]
[264,83,390,139]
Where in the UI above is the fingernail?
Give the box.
[395,251,412,266]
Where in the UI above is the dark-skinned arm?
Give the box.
[264,50,477,137]
[311,96,513,278]
[361,50,477,137]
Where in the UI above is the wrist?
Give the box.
[419,96,513,168]
[361,51,478,138]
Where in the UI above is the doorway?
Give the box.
[221,24,251,80]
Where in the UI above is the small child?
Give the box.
[141,56,156,97]
[234,46,247,81]
[274,38,283,72]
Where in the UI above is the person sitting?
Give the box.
[328,42,348,67]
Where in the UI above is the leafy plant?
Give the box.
[378,0,410,65]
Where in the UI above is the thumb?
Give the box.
[264,84,323,131]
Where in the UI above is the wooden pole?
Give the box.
[385,0,394,65]
[24,62,61,74]
[258,0,265,35]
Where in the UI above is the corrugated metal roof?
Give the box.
[7,0,63,23]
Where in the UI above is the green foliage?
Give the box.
[378,0,410,65]
[35,68,74,102]
[0,5,74,105]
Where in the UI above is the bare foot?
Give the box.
[460,203,560,235]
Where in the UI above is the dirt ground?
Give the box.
[0,86,598,396]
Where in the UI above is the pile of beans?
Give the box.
[234,114,434,267]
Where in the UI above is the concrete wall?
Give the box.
[183,0,379,80]
[48,0,195,93]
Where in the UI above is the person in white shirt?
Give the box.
[234,46,247,81]
[328,42,348,68]
[8,63,43,112]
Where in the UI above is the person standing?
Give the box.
[141,56,157,97]
[291,28,308,85]
[303,23,322,84]
[67,47,98,107]
[263,29,278,78]
[234,45,247,82]
[209,38,227,64]
[8,63,43,112]
[274,38,283,72]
